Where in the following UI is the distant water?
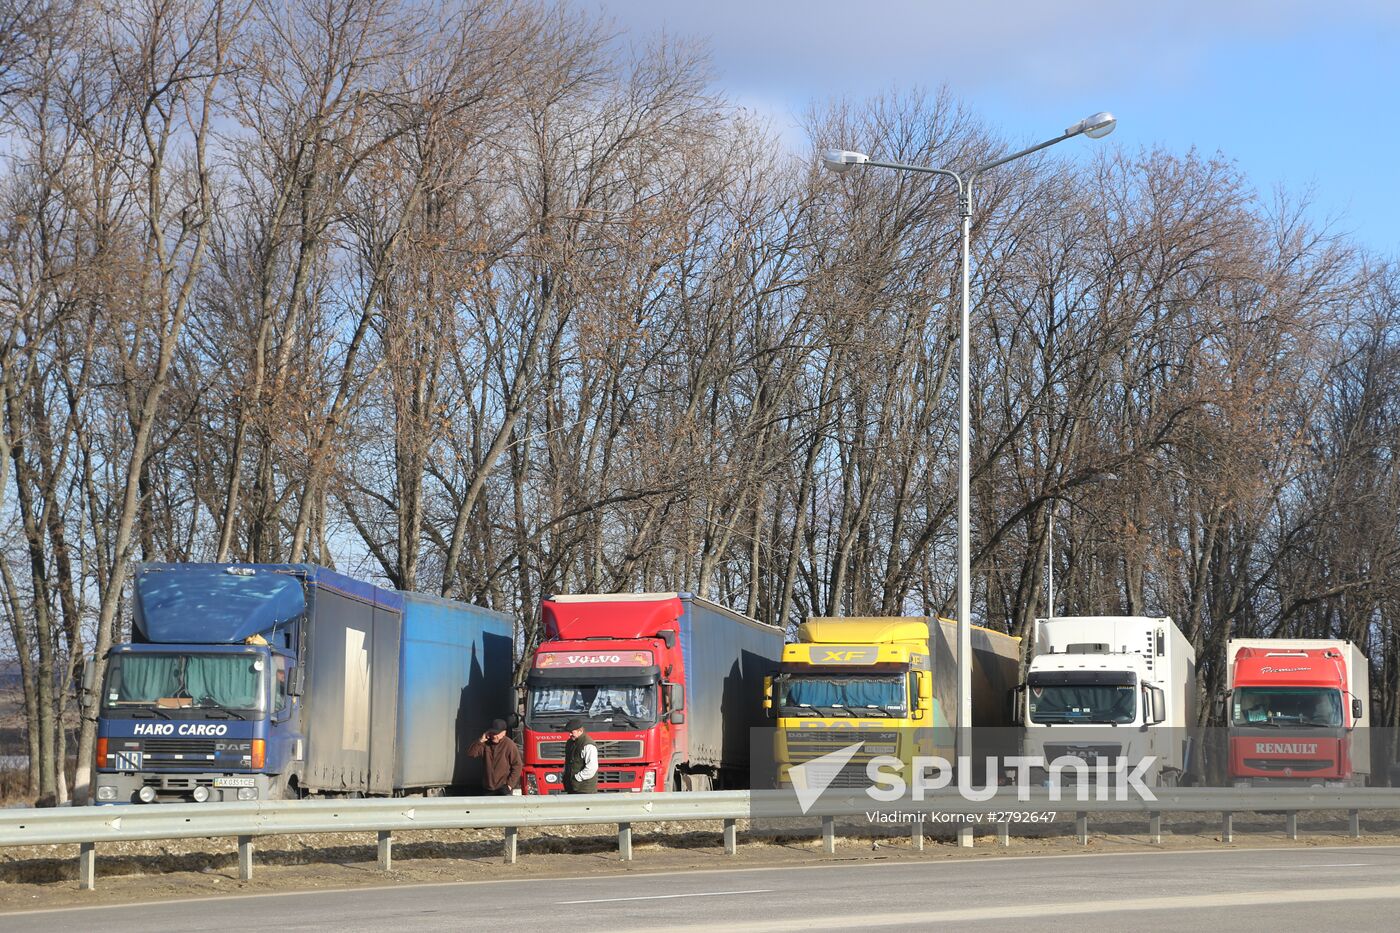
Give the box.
[0,755,29,769]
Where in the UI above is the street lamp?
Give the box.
[822,112,1116,844]
[1046,472,1119,619]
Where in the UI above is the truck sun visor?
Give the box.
[528,665,661,685]
[1028,670,1136,686]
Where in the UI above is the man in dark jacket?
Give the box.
[467,718,522,795]
[562,717,599,793]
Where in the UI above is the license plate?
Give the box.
[213,777,256,788]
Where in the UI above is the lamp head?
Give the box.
[1067,111,1116,140]
[821,149,870,175]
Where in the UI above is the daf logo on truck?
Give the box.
[131,723,231,737]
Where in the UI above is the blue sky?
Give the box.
[570,0,1400,256]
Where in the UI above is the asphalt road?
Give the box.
[10,846,1400,931]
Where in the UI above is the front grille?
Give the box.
[779,764,876,789]
[142,739,218,755]
[789,728,896,745]
[597,740,644,759]
[537,739,644,761]
[783,730,900,761]
[1043,744,1121,765]
[1243,758,1331,772]
[140,739,219,761]
[597,770,636,785]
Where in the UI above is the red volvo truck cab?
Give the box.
[522,593,781,794]
[1226,638,1369,787]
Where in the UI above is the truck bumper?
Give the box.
[1231,775,1352,788]
[524,766,658,794]
[92,771,280,805]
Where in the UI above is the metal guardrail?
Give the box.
[4,788,1400,890]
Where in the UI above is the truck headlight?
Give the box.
[642,770,656,791]
[526,772,539,794]
[192,786,211,802]
[96,785,118,801]
[544,772,560,784]
[237,787,258,800]
[138,785,157,803]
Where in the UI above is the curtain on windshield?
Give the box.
[786,679,901,708]
[533,687,585,714]
[589,686,652,719]
[184,655,261,708]
[115,656,181,702]
[531,685,653,720]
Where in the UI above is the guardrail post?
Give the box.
[1221,811,1233,843]
[238,835,254,881]
[78,842,95,891]
[1075,812,1088,845]
[618,822,633,861]
[1149,811,1162,845]
[504,826,518,864]
[996,819,1009,847]
[912,820,924,851]
[377,831,392,871]
[1285,812,1298,841]
[723,818,737,855]
[821,815,835,854]
[1349,809,1361,839]
[956,822,973,848]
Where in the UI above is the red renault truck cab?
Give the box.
[522,593,781,794]
[1226,638,1369,787]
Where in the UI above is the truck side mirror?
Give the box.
[1009,685,1025,726]
[1149,686,1167,725]
[1352,697,1363,721]
[80,654,97,710]
[287,666,304,697]
[762,676,773,714]
[665,682,684,712]
[668,711,686,725]
[914,671,928,712]
[659,629,676,649]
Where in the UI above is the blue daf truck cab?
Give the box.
[86,563,513,805]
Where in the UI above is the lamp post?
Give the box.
[822,112,1116,844]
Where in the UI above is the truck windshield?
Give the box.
[779,675,906,717]
[528,684,656,727]
[103,653,265,713]
[1232,687,1342,727]
[1030,684,1136,724]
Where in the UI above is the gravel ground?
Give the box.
[5,811,1400,913]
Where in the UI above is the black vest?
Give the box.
[563,732,598,793]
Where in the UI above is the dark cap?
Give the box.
[565,717,585,732]
[490,719,508,734]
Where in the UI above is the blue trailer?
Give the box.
[87,563,514,804]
